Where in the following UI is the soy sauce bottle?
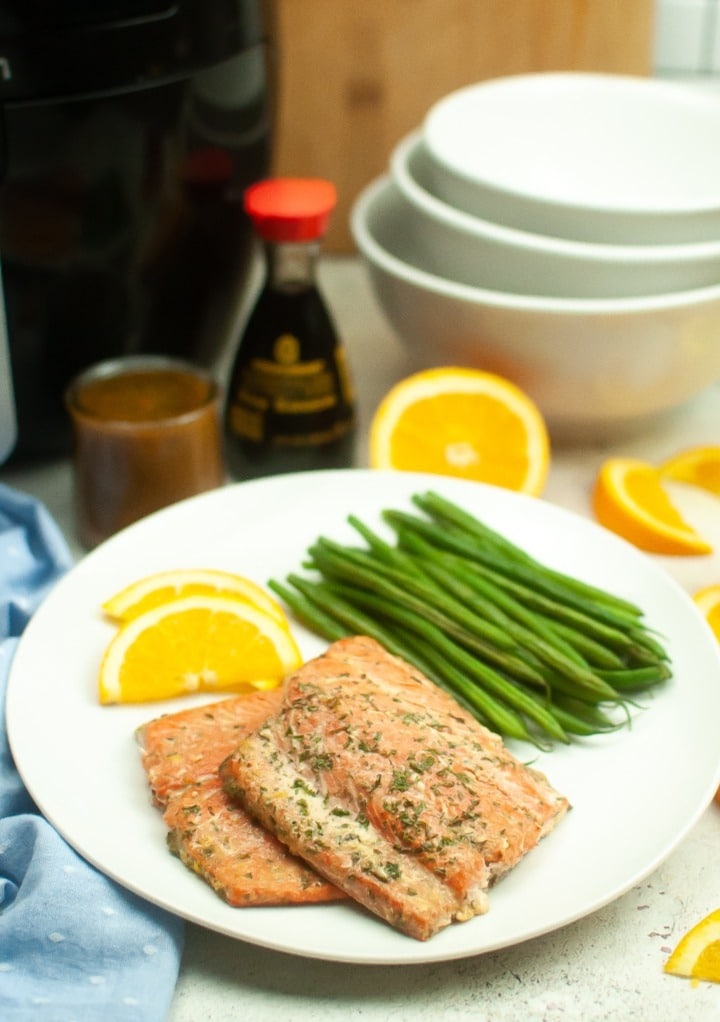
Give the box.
[224,178,355,479]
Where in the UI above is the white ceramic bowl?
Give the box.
[422,72,720,245]
[350,175,720,439]
[391,131,720,299]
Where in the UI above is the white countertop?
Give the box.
[2,257,720,1020]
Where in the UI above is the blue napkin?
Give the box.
[0,484,184,1022]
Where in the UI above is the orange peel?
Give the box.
[102,568,288,627]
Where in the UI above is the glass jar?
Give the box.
[65,355,225,548]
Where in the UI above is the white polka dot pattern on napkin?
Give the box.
[0,484,184,1021]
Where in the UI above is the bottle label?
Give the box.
[228,332,352,446]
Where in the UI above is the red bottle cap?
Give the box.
[244,178,337,242]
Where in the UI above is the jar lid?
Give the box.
[244,178,337,242]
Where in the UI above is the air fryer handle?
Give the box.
[0,96,17,464]
[0,95,6,183]
[0,269,16,464]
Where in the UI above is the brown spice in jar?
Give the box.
[66,358,225,548]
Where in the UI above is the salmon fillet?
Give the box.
[137,693,344,906]
[138,690,283,807]
[220,635,570,940]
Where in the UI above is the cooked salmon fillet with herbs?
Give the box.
[138,690,283,807]
[136,693,344,906]
[220,635,570,940]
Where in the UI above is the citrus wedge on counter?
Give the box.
[592,457,713,555]
[369,367,550,496]
[693,584,720,642]
[664,908,720,983]
[659,445,720,495]
[98,594,302,704]
[102,568,288,626]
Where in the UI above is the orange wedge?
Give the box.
[102,568,287,627]
[693,584,720,642]
[664,908,720,983]
[98,594,302,705]
[659,446,720,495]
[368,367,550,496]
[592,457,712,555]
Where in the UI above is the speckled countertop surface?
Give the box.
[3,258,719,1021]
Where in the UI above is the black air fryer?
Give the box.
[0,0,274,461]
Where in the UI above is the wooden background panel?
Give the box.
[269,0,656,250]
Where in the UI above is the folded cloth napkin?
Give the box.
[0,484,184,1022]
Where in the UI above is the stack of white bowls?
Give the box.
[350,72,720,438]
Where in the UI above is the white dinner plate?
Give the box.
[7,470,720,965]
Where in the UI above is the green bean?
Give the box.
[392,627,537,743]
[394,521,664,665]
[414,490,644,619]
[459,559,653,654]
[272,490,670,747]
[399,529,591,667]
[306,542,548,688]
[314,575,569,744]
[346,515,425,578]
[317,532,622,705]
[310,536,516,651]
[385,508,645,634]
[280,572,444,685]
[596,664,672,691]
[540,619,626,670]
[397,541,622,702]
[549,700,624,737]
[267,578,347,642]
[281,574,501,729]
[626,626,671,662]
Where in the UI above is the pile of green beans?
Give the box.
[268,490,671,748]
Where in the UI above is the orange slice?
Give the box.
[98,594,302,704]
[659,446,720,495]
[693,584,720,642]
[592,457,712,555]
[664,908,720,983]
[368,367,549,496]
[102,568,287,627]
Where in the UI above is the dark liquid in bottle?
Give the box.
[224,281,355,479]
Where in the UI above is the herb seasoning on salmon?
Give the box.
[137,692,344,906]
[220,635,570,940]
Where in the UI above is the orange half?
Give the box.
[369,367,550,496]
